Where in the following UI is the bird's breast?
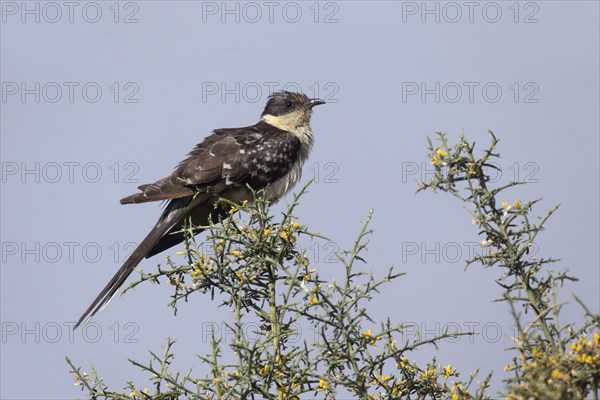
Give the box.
[267,144,312,201]
[265,124,313,201]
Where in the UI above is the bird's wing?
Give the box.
[144,125,302,258]
[121,124,301,204]
[189,124,302,189]
[120,175,195,204]
[120,131,239,204]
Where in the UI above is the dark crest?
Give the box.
[261,91,312,117]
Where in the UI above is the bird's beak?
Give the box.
[308,98,326,108]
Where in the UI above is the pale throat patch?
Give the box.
[261,111,314,149]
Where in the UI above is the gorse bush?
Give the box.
[420,131,600,400]
[68,132,599,400]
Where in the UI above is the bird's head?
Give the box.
[261,91,325,132]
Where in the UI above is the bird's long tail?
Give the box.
[74,199,192,329]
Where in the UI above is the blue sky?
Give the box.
[1,1,599,398]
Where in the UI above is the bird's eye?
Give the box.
[285,101,293,109]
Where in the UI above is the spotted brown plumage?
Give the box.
[75,91,325,329]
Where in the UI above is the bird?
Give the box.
[75,91,325,329]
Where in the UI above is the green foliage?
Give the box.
[68,184,484,399]
[419,131,600,399]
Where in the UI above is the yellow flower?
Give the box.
[419,368,437,380]
[316,379,328,391]
[436,148,448,158]
[292,222,300,230]
[452,394,459,400]
[363,329,373,340]
[580,354,594,365]
[398,356,409,369]
[143,388,148,394]
[280,231,288,240]
[130,390,139,396]
[431,157,440,166]
[531,348,542,358]
[310,296,318,305]
[501,201,509,208]
[241,200,248,206]
[551,369,565,380]
[443,365,455,381]
[260,364,270,375]
[277,386,288,394]
[513,200,521,208]
[263,229,271,237]
[371,374,391,386]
